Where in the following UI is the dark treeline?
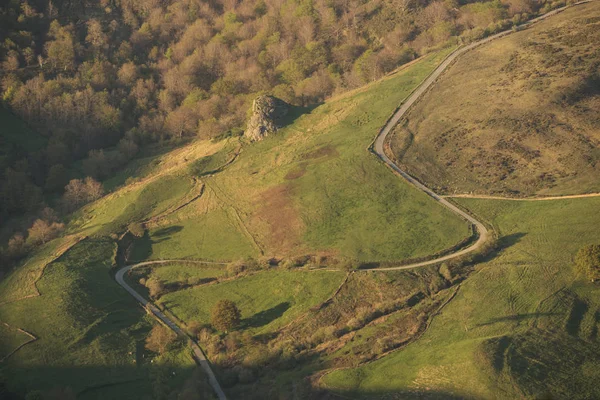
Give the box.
[0,0,561,265]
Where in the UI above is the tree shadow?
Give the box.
[476,232,527,264]
[475,312,558,328]
[279,102,323,129]
[498,232,526,250]
[566,298,589,336]
[129,226,184,261]
[243,302,291,329]
[153,226,184,237]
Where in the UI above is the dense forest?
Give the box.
[0,0,561,268]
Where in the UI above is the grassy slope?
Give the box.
[139,48,470,263]
[324,196,600,399]
[388,2,600,197]
[0,239,202,398]
[142,263,226,286]
[159,270,345,335]
[68,139,226,238]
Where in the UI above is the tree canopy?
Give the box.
[211,299,241,331]
[575,244,600,282]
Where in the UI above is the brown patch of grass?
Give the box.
[302,144,339,160]
[253,184,305,255]
[284,163,308,180]
[388,2,600,196]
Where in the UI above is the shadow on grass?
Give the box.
[278,102,323,128]
[475,312,558,328]
[243,302,291,329]
[498,232,526,250]
[475,232,527,264]
[153,226,184,237]
[566,298,589,336]
[128,227,183,262]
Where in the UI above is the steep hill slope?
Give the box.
[387,1,600,197]
[0,48,471,399]
[127,49,471,263]
[324,196,600,399]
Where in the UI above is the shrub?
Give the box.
[145,324,177,354]
[27,219,64,245]
[128,222,145,238]
[197,327,213,343]
[210,299,241,331]
[187,320,203,336]
[575,244,600,282]
[226,259,246,276]
[6,233,27,259]
[439,263,453,281]
[336,257,358,271]
[146,278,165,298]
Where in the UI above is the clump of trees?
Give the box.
[128,222,145,238]
[1,207,65,272]
[575,244,600,282]
[211,300,241,332]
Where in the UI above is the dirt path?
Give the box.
[368,1,596,272]
[445,193,600,201]
[115,261,227,400]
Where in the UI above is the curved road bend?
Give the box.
[115,261,227,400]
[370,1,592,271]
[112,4,594,395]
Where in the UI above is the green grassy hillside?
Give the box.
[323,196,600,399]
[129,49,471,264]
[0,46,473,399]
[0,238,212,398]
[159,270,345,335]
[388,1,600,197]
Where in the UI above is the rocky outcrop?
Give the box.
[244,95,289,141]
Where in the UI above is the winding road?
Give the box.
[115,261,227,400]
[113,2,595,396]
[369,0,593,271]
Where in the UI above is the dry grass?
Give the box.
[388,1,600,197]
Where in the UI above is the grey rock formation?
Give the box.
[244,95,289,141]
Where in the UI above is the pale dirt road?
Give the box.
[445,193,600,201]
[115,260,227,400]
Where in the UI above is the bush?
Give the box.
[210,299,241,331]
[145,324,177,354]
[6,233,28,259]
[439,263,453,281]
[27,219,65,245]
[146,277,165,298]
[336,257,358,271]
[575,244,600,282]
[128,222,145,238]
[226,259,246,277]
